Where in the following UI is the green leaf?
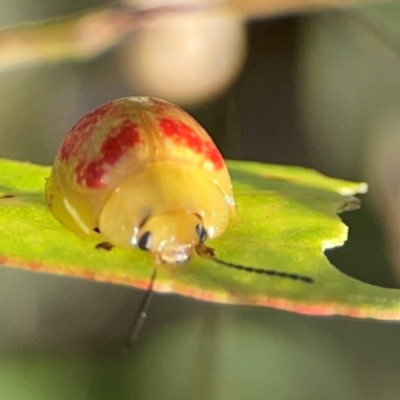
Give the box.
[1,158,398,320]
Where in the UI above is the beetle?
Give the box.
[45,97,235,264]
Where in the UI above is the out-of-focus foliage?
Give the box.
[0,0,385,105]
[298,2,400,282]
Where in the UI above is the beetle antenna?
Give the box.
[212,256,314,283]
[124,268,157,351]
[197,245,313,284]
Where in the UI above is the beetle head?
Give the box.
[137,212,208,264]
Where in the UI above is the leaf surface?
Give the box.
[2,159,396,320]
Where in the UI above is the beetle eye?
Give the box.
[138,231,152,251]
[196,225,207,242]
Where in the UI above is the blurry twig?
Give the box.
[226,0,386,19]
[0,8,131,71]
[0,0,386,72]
[0,6,203,72]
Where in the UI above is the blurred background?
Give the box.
[0,0,400,399]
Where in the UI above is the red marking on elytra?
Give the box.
[76,119,141,188]
[76,159,104,188]
[203,141,225,170]
[59,103,113,161]
[159,117,224,169]
[101,120,140,164]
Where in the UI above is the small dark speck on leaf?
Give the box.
[95,242,114,252]
[264,174,297,183]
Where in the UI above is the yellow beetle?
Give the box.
[46,97,235,264]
